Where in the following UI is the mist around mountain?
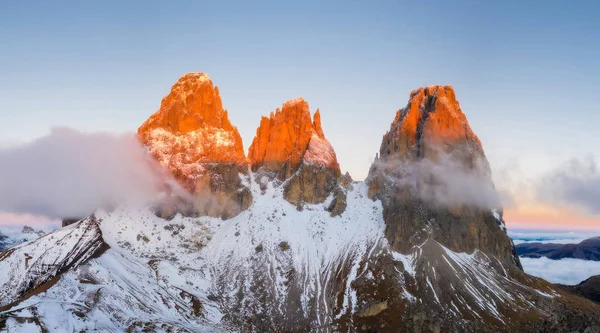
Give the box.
[510,230,600,245]
[512,234,600,286]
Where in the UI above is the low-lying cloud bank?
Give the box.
[520,257,600,285]
[509,230,600,245]
[0,127,164,219]
[0,212,58,227]
[497,156,600,226]
[538,157,600,215]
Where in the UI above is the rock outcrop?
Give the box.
[367,85,520,266]
[61,218,82,227]
[558,275,600,304]
[0,216,106,309]
[248,98,345,214]
[138,73,252,218]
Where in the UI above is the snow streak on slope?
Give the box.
[202,180,386,327]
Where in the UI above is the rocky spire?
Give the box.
[138,72,251,218]
[379,85,483,162]
[368,85,520,266]
[248,98,339,177]
[248,98,346,213]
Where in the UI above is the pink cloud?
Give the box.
[0,211,59,227]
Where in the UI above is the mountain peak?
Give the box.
[384,84,482,162]
[368,85,518,265]
[248,97,339,179]
[137,72,251,218]
[313,108,325,138]
[248,98,344,212]
[138,72,236,135]
[282,96,308,108]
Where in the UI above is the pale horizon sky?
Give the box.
[1,1,599,228]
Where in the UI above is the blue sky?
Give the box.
[1,1,599,226]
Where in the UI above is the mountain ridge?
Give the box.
[517,236,600,260]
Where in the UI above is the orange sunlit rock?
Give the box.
[248,98,344,212]
[248,97,340,179]
[312,108,325,138]
[138,72,247,191]
[368,85,518,264]
[137,72,251,218]
[383,85,482,160]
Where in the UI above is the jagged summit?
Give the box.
[138,72,246,166]
[248,97,345,213]
[382,85,482,162]
[138,72,231,133]
[137,72,251,218]
[248,97,340,178]
[368,85,518,264]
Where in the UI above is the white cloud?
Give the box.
[0,127,165,219]
[494,156,600,219]
[538,157,600,215]
[520,257,600,285]
[509,229,600,245]
[373,147,502,209]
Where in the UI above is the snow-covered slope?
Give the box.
[3,176,592,332]
[0,218,104,308]
[1,179,384,331]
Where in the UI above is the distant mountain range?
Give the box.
[516,236,600,260]
[0,225,46,250]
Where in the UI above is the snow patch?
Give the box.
[303,133,337,168]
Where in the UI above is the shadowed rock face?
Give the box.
[367,85,521,267]
[558,275,600,303]
[138,73,251,218]
[62,217,83,227]
[248,98,345,213]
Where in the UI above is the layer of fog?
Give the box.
[0,127,165,219]
[509,230,600,245]
[520,257,600,285]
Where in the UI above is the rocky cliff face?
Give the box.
[138,73,252,218]
[248,98,345,214]
[367,85,520,266]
